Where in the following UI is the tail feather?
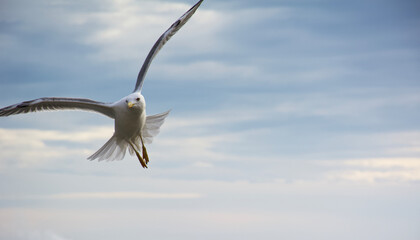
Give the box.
[88,110,170,162]
[142,110,170,144]
[88,134,128,161]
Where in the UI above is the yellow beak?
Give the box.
[127,102,134,108]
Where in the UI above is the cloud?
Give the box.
[329,170,420,183]
[0,127,112,168]
[1,177,419,240]
[73,1,220,63]
[2,191,201,200]
[1,109,420,183]
[47,191,201,200]
[323,158,420,183]
[341,158,420,169]
[0,103,271,171]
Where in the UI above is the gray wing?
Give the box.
[133,0,203,92]
[0,97,115,119]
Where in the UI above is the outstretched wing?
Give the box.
[0,97,115,119]
[133,0,203,92]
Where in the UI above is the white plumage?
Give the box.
[0,0,203,168]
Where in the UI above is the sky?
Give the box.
[0,0,419,239]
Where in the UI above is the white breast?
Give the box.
[113,102,146,140]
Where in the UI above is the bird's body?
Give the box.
[0,0,204,168]
[113,93,146,140]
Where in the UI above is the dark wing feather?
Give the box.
[133,0,203,92]
[0,97,114,118]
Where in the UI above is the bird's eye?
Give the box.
[136,98,140,101]
[125,100,128,103]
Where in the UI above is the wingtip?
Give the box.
[188,0,204,13]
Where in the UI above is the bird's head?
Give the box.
[125,93,145,110]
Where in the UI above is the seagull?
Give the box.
[0,0,204,168]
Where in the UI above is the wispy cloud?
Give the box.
[323,158,420,183]
[0,127,112,168]
[3,191,201,200]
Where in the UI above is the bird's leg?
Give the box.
[140,136,150,164]
[128,141,147,168]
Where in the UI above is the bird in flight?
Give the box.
[0,0,204,168]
